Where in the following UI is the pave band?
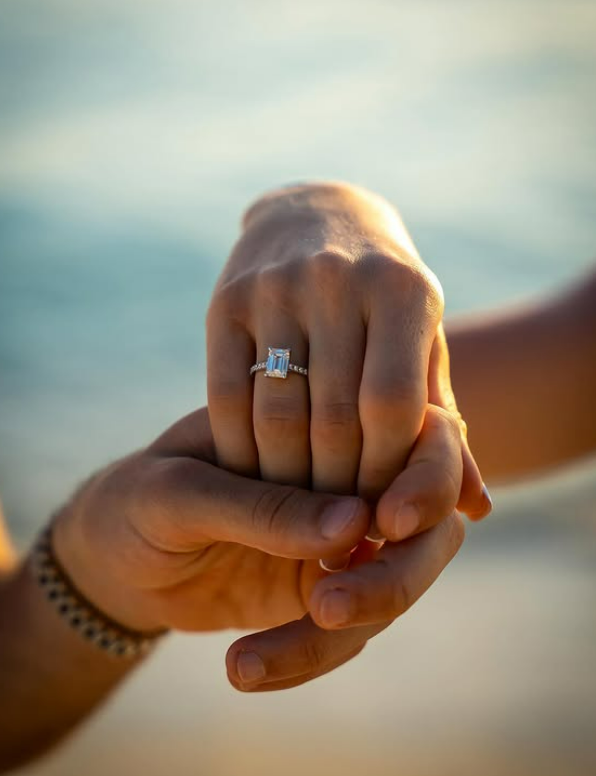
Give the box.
[250,348,308,379]
[250,362,308,377]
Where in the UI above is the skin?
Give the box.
[447,266,596,480]
[2,183,481,769]
[0,407,465,770]
[207,182,491,549]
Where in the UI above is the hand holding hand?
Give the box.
[53,408,465,691]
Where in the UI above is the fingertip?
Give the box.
[458,438,491,519]
[226,639,269,691]
[319,553,351,572]
[462,482,493,521]
[482,482,493,511]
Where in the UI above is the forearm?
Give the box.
[0,540,144,771]
[447,268,596,483]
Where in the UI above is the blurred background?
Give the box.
[1,0,595,774]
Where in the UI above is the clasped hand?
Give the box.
[54,182,491,692]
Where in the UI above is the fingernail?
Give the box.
[319,589,351,627]
[393,503,420,540]
[320,499,359,540]
[365,521,385,543]
[319,554,351,572]
[482,483,493,512]
[236,651,266,684]
[465,483,493,521]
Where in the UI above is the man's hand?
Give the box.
[54,407,465,692]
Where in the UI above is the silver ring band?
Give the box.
[250,348,308,380]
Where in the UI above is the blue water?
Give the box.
[1,0,595,535]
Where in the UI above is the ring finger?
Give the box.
[253,314,311,487]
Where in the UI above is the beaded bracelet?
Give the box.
[32,526,168,659]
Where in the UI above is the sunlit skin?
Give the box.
[448,269,596,480]
[0,406,465,770]
[0,183,594,772]
[208,182,487,516]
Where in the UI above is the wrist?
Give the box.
[243,180,394,226]
[34,525,165,658]
[242,180,419,261]
[52,499,166,635]
[242,181,355,227]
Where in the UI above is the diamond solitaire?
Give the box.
[265,347,291,378]
[249,348,308,379]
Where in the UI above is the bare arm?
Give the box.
[447,267,596,483]
[0,405,468,771]
[0,500,141,772]
[0,504,16,576]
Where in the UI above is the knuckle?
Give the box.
[208,378,249,415]
[427,404,462,439]
[442,511,466,554]
[135,457,195,540]
[251,485,301,537]
[141,457,178,508]
[373,554,414,617]
[305,250,351,286]
[311,401,361,450]
[438,468,462,510]
[254,263,299,309]
[360,381,426,432]
[422,468,461,520]
[361,254,444,317]
[143,457,193,503]
[207,274,253,325]
[254,395,308,441]
[393,574,415,616]
[300,636,329,672]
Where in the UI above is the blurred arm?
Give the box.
[0,503,16,576]
[446,267,596,483]
[0,505,142,773]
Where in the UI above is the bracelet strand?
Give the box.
[32,525,168,659]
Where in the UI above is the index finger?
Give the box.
[226,612,389,692]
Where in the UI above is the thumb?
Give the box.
[139,452,370,560]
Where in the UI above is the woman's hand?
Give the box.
[52,408,465,691]
[207,182,491,540]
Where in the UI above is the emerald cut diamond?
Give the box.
[265,348,291,378]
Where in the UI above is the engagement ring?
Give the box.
[250,348,308,379]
